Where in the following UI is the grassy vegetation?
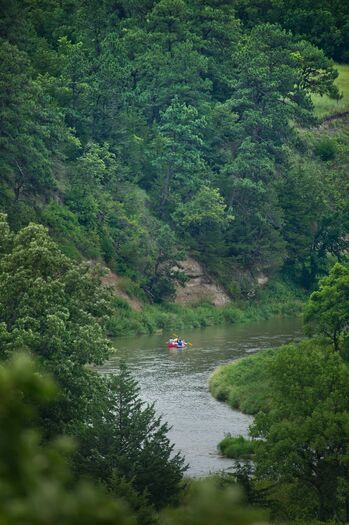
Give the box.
[300,110,349,230]
[106,278,306,337]
[209,348,278,415]
[312,64,349,119]
[218,435,256,459]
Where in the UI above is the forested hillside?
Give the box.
[1,1,349,524]
[1,0,348,305]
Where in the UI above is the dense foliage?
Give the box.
[212,263,349,523]
[218,434,256,459]
[304,262,349,351]
[0,216,186,520]
[0,214,112,435]
[1,1,349,523]
[0,0,348,302]
[0,353,133,525]
[0,352,268,525]
[233,0,349,62]
[251,340,349,522]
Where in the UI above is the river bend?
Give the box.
[99,317,303,476]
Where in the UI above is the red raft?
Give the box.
[167,342,187,348]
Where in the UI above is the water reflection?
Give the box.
[99,317,303,476]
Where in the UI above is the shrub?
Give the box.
[314,137,337,161]
[218,435,256,459]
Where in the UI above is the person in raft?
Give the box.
[177,338,185,347]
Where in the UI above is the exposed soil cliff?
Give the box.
[101,269,143,311]
[173,257,231,306]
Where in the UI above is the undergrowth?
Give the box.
[106,278,306,337]
[218,435,256,459]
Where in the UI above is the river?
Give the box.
[98,317,303,477]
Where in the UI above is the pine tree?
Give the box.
[0,39,60,202]
[77,362,187,509]
[151,98,210,213]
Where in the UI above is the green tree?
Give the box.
[303,263,349,351]
[251,341,349,522]
[66,142,119,228]
[280,163,348,287]
[77,362,187,510]
[217,24,339,271]
[133,0,211,121]
[188,3,242,101]
[160,478,266,525]
[171,185,233,253]
[151,98,210,213]
[0,39,61,202]
[144,220,185,303]
[0,353,133,525]
[56,36,93,140]
[232,0,349,61]
[0,215,112,434]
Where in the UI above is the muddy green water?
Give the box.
[99,317,303,476]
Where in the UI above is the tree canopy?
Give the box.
[0,216,186,515]
[251,340,349,522]
[304,262,349,351]
[0,0,346,299]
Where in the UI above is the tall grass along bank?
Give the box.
[209,349,277,415]
[107,279,306,337]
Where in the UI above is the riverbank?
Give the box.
[209,347,279,416]
[100,317,301,476]
[106,278,306,337]
[209,343,297,461]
